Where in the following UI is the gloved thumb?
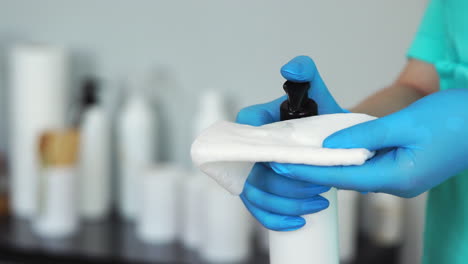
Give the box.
[322,115,412,151]
[236,96,286,126]
[281,55,342,114]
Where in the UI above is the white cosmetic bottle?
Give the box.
[34,130,80,238]
[182,89,228,249]
[9,44,68,218]
[269,81,339,264]
[136,164,183,244]
[187,90,254,262]
[78,78,111,220]
[117,80,156,221]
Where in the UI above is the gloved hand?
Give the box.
[237,56,344,126]
[271,88,468,198]
[237,56,343,231]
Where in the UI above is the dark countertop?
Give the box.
[0,215,269,264]
[0,215,398,264]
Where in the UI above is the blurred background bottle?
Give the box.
[117,78,157,221]
[78,78,111,221]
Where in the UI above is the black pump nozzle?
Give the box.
[82,78,98,107]
[280,81,318,121]
[69,77,100,127]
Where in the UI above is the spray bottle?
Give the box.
[269,81,339,264]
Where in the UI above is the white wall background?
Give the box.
[0,0,427,164]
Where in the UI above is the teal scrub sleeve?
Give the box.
[407,0,448,64]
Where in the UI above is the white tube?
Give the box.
[79,105,111,220]
[136,164,181,244]
[200,180,253,263]
[34,167,78,238]
[9,44,68,218]
[118,91,156,220]
[338,190,359,263]
[269,188,339,264]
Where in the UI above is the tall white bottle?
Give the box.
[182,90,228,249]
[9,44,68,218]
[118,81,156,221]
[187,90,254,262]
[78,78,111,220]
[269,81,339,264]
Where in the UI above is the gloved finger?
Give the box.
[280,55,342,114]
[323,112,417,151]
[236,96,286,126]
[247,163,331,199]
[281,55,318,82]
[240,194,305,231]
[269,151,401,193]
[241,182,330,216]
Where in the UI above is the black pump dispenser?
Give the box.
[82,78,98,107]
[70,77,100,126]
[280,81,318,121]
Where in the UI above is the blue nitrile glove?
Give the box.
[237,56,344,231]
[271,89,468,198]
[239,163,331,231]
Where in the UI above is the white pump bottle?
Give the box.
[117,80,157,221]
[182,90,228,249]
[78,78,111,220]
